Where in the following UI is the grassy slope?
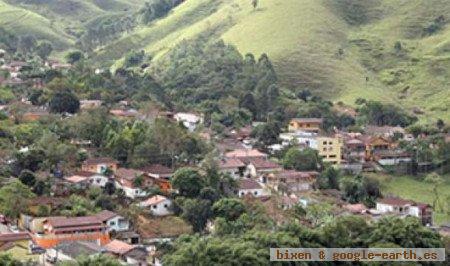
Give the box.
[0,0,448,121]
[0,0,74,49]
[101,0,449,122]
[372,173,450,225]
[0,0,146,52]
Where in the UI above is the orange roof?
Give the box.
[104,240,134,255]
[219,158,245,169]
[140,195,168,207]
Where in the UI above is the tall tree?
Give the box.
[0,180,35,219]
[171,168,205,198]
[49,90,80,114]
[36,41,53,60]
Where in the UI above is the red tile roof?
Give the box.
[116,168,143,181]
[45,216,103,228]
[94,210,119,222]
[273,170,318,180]
[246,158,281,170]
[140,195,168,207]
[140,164,173,175]
[238,179,262,190]
[104,240,134,255]
[219,158,245,169]
[0,232,31,242]
[377,197,415,206]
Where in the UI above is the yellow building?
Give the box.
[317,136,343,165]
[288,118,322,133]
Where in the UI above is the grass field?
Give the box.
[0,0,449,121]
[102,0,449,122]
[371,173,450,225]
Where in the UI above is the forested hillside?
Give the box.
[1,0,449,122]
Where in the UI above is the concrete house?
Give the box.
[244,158,282,178]
[174,112,203,132]
[139,195,173,216]
[376,197,433,225]
[317,136,343,165]
[236,179,267,198]
[94,210,130,232]
[34,216,110,248]
[115,168,148,199]
[288,118,323,133]
[218,158,246,179]
[82,157,118,174]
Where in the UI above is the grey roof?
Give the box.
[54,241,104,258]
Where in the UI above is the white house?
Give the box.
[115,168,148,199]
[65,171,110,188]
[174,112,203,132]
[88,174,110,188]
[279,132,318,149]
[94,210,130,232]
[218,158,246,179]
[376,197,432,225]
[139,195,173,216]
[236,179,268,198]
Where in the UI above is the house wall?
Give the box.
[376,203,395,213]
[377,157,412,166]
[317,137,342,164]
[89,175,110,187]
[237,188,265,197]
[107,216,130,232]
[120,184,147,199]
[33,232,110,249]
[82,163,117,174]
[149,199,173,216]
[288,121,321,132]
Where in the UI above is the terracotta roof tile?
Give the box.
[104,240,134,255]
[238,179,262,190]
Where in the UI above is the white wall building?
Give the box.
[139,195,173,216]
[174,112,203,132]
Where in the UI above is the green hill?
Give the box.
[1,0,449,122]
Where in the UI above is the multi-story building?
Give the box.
[317,136,343,165]
[288,118,323,133]
[33,216,110,248]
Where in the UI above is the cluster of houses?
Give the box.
[266,118,415,173]
[0,56,71,88]
[0,157,183,264]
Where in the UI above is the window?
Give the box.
[329,141,333,145]
[135,190,139,194]
[323,141,327,145]
[254,191,258,195]
[163,204,168,208]
[109,221,115,226]
[323,148,327,152]
[153,205,157,209]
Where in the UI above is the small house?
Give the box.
[82,157,118,174]
[174,112,203,132]
[288,118,322,133]
[94,210,130,232]
[218,158,246,179]
[139,195,173,216]
[236,179,267,198]
[376,197,433,225]
[115,168,148,199]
